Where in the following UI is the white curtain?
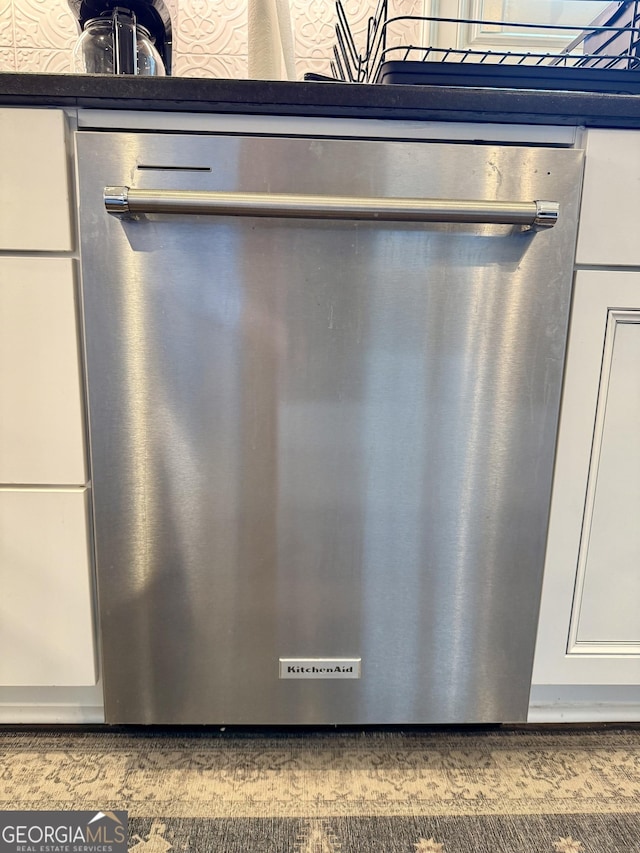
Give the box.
[248,0,297,81]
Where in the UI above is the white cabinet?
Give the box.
[0,257,87,485]
[0,109,73,252]
[533,270,640,686]
[533,127,640,713]
[576,129,640,267]
[0,488,96,686]
[0,108,100,716]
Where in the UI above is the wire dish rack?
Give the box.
[320,0,640,93]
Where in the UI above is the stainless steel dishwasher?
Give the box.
[75,130,582,724]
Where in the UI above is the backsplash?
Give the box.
[0,0,424,78]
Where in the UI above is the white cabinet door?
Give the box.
[575,318,640,645]
[0,489,96,686]
[533,269,640,685]
[0,109,73,252]
[576,129,640,267]
[0,257,87,485]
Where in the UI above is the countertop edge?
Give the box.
[2,74,640,127]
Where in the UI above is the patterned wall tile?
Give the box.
[298,0,426,80]
[9,0,427,78]
[0,0,14,45]
[290,0,339,61]
[14,0,78,50]
[294,55,333,80]
[173,51,247,77]
[177,0,246,56]
[15,46,74,69]
[295,0,381,80]
[0,47,16,69]
[338,0,379,45]
[386,0,425,50]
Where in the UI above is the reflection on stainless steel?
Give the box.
[77,131,583,725]
[104,185,559,227]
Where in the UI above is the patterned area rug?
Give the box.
[1,726,640,852]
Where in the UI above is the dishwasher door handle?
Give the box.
[104,186,559,228]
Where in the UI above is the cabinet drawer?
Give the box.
[0,488,96,686]
[577,129,640,266]
[0,109,73,252]
[0,257,87,485]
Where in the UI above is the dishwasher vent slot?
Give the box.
[137,165,212,172]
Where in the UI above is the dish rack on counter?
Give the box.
[321,0,640,93]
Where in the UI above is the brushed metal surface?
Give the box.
[76,131,583,724]
[103,185,559,226]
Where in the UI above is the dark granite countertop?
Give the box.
[2,72,640,127]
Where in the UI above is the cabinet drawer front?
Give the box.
[0,109,72,252]
[0,489,96,686]
[577,129,640,266]
[0,257,87,485]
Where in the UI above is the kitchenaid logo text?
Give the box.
[287,665,353,673]
[279,658,361,679]
[0,812,127,853]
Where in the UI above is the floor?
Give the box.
[1,725,639,852]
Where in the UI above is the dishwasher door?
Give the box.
[76,132,582,724]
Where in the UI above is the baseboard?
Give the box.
[529,684,640,723]
[0,683,104,723]
[1,683,639,726]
